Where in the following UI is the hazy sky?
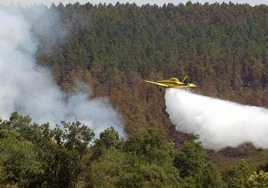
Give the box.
[0,0,267,7]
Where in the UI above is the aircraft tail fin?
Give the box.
[182,75,189,85]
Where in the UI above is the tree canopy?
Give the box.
[1,2,268,187]
[34,2,268,141]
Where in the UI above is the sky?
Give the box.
[0,0,267,7]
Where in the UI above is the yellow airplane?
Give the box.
[144,76,196,88]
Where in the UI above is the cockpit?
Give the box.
[170,77,179,82]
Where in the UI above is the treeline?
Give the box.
[32,2,268,141]
[0,113,268,187]
[37,2,268,95]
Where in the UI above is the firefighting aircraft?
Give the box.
[144,76,196,88]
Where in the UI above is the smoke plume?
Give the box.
[0,7,125,137]
[165,89,268,150]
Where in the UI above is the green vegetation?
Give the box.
[34,2,268,141]
[2,2,268,187]
[1,113,267,187]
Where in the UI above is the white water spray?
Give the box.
[165,89,268,150]
[0,7,125,137]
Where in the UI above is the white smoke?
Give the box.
[165,89,268,150]
[0,7,125,137]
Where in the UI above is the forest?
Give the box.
[1,1,268,187]
[36,1,268,138]
[1,112,268,187]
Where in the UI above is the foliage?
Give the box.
[0,129,40,187]
[0,114,95,187]
[201,162,226,188]
[174,140,226,187]
[2,2,268,187]
[88,124,181,188]
[123,122,175,165]
[257,160,268,173]
[91,127,120,160]
[247,170,268,188]
[223,160,251,188]
[34,2,268,145]
[174,141,206,178]
[0,113,261,187]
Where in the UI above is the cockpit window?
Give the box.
[170,78,178,82]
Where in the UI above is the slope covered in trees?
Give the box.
[34,2,268,144]
[1,2,268,186]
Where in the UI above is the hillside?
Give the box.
[1,2,268,187]
[35,2,268,142]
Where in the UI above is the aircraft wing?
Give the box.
[144,80,169,87]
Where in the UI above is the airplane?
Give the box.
[144,76,197,89]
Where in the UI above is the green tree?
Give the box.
[88,125,181,188]
[223,160,251,188]
[174,141,206,177]
[0,128,41,187]
[123,122,175,165]
[37,121,94,188]
[201,162,226,188]
[174,141,206,186]
[91,127,120,160]
[247,170,268,188]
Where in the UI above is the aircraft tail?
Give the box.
[182,75,189,85]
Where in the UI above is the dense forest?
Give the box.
[1,112,268,187]
[35,1,268,140]
[1,1,268,187]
